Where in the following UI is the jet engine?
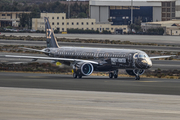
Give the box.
[126,69,145,76]
[74,62,94,76]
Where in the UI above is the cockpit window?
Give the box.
[135,53,149,58]
[138,54,149,58]
[139,55,144,58]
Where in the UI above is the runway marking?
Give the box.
[102,79,161,82]
[137,81,160,82]
[27,76,44,78]
[155,64,180,67]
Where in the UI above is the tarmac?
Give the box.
[1,72,180,95]
[0,87,180,120]
[1,32,180,45]
[1,39,180,51]
[1,33,180,119]
[0,72,180,120]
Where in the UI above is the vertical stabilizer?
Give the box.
[44,17,59,48]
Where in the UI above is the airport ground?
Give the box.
[1,32,180,45]
[0,72,180,120]
[0,33,180,119]
[1,39,180,52]
[1,72,180,95]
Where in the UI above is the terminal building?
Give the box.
[90,0,180,25]
[0,11,31,27]
[141,20,180,35]
[32,13,128,33]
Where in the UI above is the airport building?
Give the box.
[90,0,180,25]
[32,13,128,33]
[0,11,31,27]
[141,20,180,35]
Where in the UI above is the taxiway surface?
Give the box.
[0,39,179,51]
[1,72,180,120]
[1,32,180,45]
[0,72,180,95]
[0,87,180,120]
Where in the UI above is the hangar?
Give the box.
[90,0,180,25]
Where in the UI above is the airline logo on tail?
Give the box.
[46,29,51,39]
[45,18,52,39]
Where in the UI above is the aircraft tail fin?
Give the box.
[44,17,59,48]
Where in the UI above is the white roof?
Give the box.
[90,0,176,1]
[90,0,177,6]
[145,20,180,27]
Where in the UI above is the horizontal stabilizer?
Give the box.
[19,47,49,53]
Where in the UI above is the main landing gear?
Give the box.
[73,73,82,79]
[109,70,118,79]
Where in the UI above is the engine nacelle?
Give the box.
[126,69,145,76]
[75,62,94,76]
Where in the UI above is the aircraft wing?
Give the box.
[149,55,175,59]
[4,55,98,64]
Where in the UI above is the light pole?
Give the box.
[68,0,70,18]
[131,0,133,24]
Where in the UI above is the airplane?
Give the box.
[4,17,174,80]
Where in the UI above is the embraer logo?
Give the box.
[46,29,51,38]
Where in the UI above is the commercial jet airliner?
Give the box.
[5,17,174,80]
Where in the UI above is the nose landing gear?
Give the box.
[134,69,141,80]
[135,75,140,80]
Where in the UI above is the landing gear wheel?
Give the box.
[135,76,140,80]
[78,75,82,78]
[73,73,77,78]
[114,74,118,78]
[109,73,113,78]
[113,70,118,79]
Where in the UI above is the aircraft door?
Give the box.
[94,53,98,59]
[94,49,100,59]
[128,53,133,67]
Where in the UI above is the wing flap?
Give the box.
[5,55,98,64]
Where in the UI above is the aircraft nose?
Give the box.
[140,59,152,69]
[147,62,152,68]
[147,59,152,68]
